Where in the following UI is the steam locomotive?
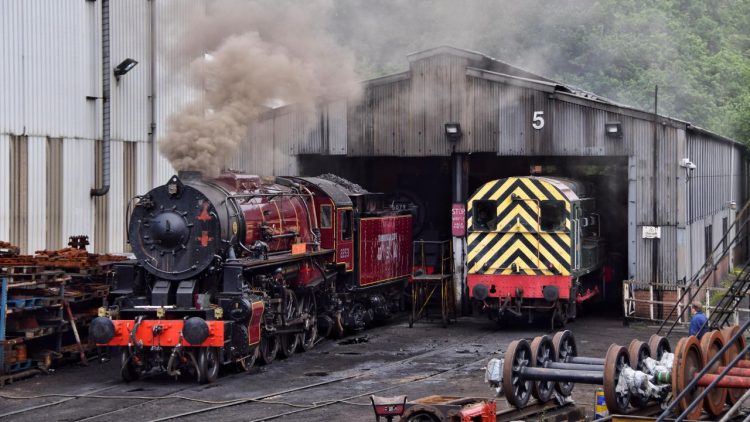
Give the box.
[466,176,604,326]
[90,171,412,382]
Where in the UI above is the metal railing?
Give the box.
[657,200,750,336]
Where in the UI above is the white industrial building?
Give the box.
[0,0,197,254]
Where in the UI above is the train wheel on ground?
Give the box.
[120,350,141,382]
[530,335,555,403]
[298,291,318,352]
[198,347,220,384]
[627,340,651,408]
[503,339,533,408]
[721,325,746,405]
[647,334,671,360]
[259,334,279,365]
[552,330,577,396]
[672,336,705,420]
[603,344,631,414]
[237,346,259,373]
[701,330,728,416]
[279,290,301,358]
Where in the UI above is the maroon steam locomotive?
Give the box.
[90,171,412,382]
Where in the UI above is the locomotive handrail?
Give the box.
[657,199,750,335]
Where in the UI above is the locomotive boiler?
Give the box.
[466,176,604,326]
[90,171,412,382]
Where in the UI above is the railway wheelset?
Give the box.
[493,326,750,419]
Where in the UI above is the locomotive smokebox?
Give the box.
[177,170,203,181]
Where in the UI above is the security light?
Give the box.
[114,58,138,80]
[445,123,462,142]
[605,121,622,139]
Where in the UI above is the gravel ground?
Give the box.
[0,314,686,422]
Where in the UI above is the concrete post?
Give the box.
[452,153,467,314]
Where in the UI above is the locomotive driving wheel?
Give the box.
[627,340,651,408]
[503,339,533,408]
[298,290,318,352]
[237,346,259,373]
[602,344,631,414]
[552,330,577,396]
[672,336,705,420]
[259,334,279,364]
[198,347,220,384]
[529,335,555,403]
[279,289,301,358]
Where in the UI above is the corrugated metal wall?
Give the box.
[0,134,10,240]
[46,138,63,249]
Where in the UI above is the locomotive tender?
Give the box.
[466,176,604,325]
[90,171,412,382]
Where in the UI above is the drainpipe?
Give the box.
[91,0,110,197]
[148,0,156,187]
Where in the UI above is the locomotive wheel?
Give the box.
[700,330,728,416]
[647,334,671,360]
[672,336,705,420]
[120,350,141,382]
[627,340,651,408]
[721,325,746,405]
[279,290,301,358]
[259,334,279,365]
[603,344,631,414]
[237,346,259,373]
[552,330,577,396]
[298,291,318,352]
[198,347,220,384]
[529,335,555,403]
[503,339,532,409]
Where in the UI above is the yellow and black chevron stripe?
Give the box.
[467,177,572,276]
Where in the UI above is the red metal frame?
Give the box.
[101,320,226,347]
[467,274,571,299]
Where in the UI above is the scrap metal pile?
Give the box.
[486,326,749,419]
[1,236,127,379]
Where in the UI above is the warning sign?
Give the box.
[451,203,466,237]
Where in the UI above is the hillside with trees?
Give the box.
[331,0,750,143]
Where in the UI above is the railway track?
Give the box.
[0,327,506,422]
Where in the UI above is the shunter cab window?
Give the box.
[320,205,332,228]
[540,200,565,231]
[473,200,496,231]
[341,210,352,240]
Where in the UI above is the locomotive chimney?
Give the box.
[178,170,203,181]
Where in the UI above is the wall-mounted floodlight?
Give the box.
[114,58,138,80]
[445,123,462,142]
[605,121,622,138]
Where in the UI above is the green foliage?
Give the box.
[328,0,750,143]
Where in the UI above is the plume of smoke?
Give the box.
[159,0,361,176]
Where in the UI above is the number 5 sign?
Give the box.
[532,111,545,130]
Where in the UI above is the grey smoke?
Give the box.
[159,0,361,176]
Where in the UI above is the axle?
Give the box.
[545,361,604,372]
[520,367,604,384]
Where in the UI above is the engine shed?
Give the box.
[235,46,748,318]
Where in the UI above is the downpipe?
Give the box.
[91,0,110,197]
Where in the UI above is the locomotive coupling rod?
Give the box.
[545,362,605,372]
[568,356,605,365]
[519,367,604,384]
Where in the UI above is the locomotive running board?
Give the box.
[233,249,334,269]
